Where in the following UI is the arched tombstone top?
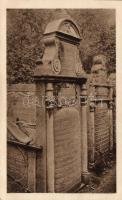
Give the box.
[91,55,108,84]
[91,55,107,72]
[44,18,81,39]
[34,16,85,78]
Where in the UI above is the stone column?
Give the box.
[80,84,90,184]
[89,101,95,163]
[35,83,47,192]
[109,87,114,152]
[46,83,55,192]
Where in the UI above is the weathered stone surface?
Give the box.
[54,107,81,192]
[7,84,36,124]
[95,105,110,153]
[7,143,28,192]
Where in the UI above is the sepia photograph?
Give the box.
[7,9,116,193]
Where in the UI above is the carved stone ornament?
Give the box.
[60,21,79,38]
[109,100,113,109]
[90,102,96,112]
[51,59,61,74]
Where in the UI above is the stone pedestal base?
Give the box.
[82,171,90,185]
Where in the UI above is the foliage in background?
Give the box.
[7,9,116,84]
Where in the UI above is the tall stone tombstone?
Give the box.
[88,55,114,164]
[34,14,89,192]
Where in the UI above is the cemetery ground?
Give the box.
[77,159,116,193]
